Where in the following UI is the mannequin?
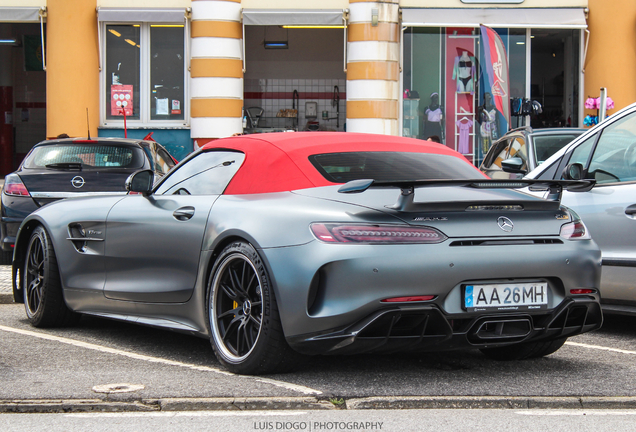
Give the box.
[452,51,475,93]
[479,92,498,153]
[424,92,444,142]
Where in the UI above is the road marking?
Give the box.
[67,411,307,418]
[0,324,321,395]
[565,341,636,356]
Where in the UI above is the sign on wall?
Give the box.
[111,85,133,116]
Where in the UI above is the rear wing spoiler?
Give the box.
[337,178,595,213]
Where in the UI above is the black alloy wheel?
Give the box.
[208,241,301,374]
[23,226,79,327]
[213,252,263,359]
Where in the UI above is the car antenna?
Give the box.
[86,108,91,140]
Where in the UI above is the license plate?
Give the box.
[464,282,548,312]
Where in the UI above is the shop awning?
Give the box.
[242,9,344,26]
[0,7,44,22]
[97,8,186,23]
[402,8,587,29]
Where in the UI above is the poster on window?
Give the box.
[111,85,133,116]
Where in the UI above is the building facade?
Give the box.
[0,0,633,175]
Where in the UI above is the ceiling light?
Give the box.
[0,38,19,46]
[125,39,139,47]
[108,29,121,37]
[264,41,288,49]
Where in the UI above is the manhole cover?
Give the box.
[92,383,145,394]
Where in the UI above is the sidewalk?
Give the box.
[0,266,13,303]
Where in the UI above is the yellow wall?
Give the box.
[400,0,586,7]
[585,0,636,112]
[46,0,99,138]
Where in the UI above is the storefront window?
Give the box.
[106,25,141,121]
[104,23,185,124]
[530,29,580,129]
[403,26,580,165]
[150,25,184,121]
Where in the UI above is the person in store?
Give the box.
[426,135,441,143]
[423,92,444,143]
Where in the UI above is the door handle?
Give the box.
[173,206,195,221]
[625,204,636,216]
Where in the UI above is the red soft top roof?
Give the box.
[201,132,480,194]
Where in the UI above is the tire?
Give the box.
[207,241,302,374]
[23,226,79,328]
[479,337,568,361]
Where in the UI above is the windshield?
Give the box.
[309,152,483,183]
[24,144,145,169]
[533,134,582,165]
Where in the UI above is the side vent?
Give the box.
[66,223,104,253]
[68,223,87,252]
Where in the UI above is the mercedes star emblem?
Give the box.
[71,176,85,189]
[497,216,514,232]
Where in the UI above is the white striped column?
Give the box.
[190,0,243,146]
[346,0,400,135]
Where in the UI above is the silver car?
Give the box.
[526,103,636,316]
[11,132,602,374]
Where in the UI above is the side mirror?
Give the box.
[562,163,584,180]
[501,157,526,174]
[125,170,154,196]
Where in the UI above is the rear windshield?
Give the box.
[309,152,483,183]
[23,144,145,169]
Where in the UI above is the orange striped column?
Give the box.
[191,0,243,145]
[346,0,400,135]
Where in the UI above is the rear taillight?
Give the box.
[311,223,447,244]
[559,207,590,240]
[3,174,30,197]
[560,220,589,239]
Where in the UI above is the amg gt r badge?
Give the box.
[71,176,85,188]
[413,216,448,222]
[497,216,514,232]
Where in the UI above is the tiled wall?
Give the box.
[244,78,346,131]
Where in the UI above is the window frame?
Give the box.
[99,21,189,129]
[155,150,246,196]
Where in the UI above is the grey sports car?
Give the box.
[11,132,602,374]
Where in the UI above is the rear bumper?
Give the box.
[287,297,602,355]
[1,217,25,252]
[1,193,38,252]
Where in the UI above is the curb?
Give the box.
[0,293,14,305]
[2,396,636,414]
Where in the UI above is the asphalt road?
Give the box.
[2,297,636,412]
